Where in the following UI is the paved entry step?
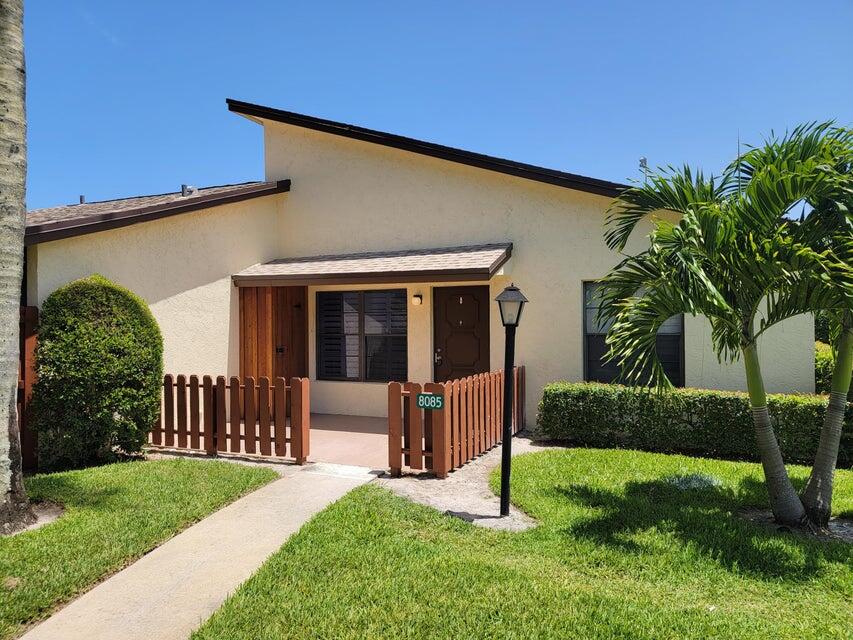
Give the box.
[304,461,382,479]
[22,468,372,640]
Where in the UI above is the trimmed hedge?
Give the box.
[538,382,852,468]
[33,274,163,470]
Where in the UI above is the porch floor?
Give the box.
[308,413,387,470]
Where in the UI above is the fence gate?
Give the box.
[151,375,310,463]
[388,366,525,478]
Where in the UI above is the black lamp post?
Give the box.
[495,283,528,517]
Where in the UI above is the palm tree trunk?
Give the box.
[801,317,853,526]
[0,0,33,534]
[742,342,807,526]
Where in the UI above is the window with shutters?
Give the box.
[316,290,407,382]
[583,282,684,387]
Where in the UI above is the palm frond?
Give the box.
[603,279,705,389]
[604,166,731,251]
[758,243,853,337]
[730,121,843,187]
[599,122,853,393]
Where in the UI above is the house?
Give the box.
[24,99,815,424]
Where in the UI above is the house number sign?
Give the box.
[416,392,444,410]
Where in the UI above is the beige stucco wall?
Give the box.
[29,196,285,377]
[261,120,815,420]
[684,313,813,393]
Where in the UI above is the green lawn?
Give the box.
[194,449,852,640]
[0,458,276,639]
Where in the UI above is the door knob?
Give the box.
[434,351,443,365]
[276,346,285,354]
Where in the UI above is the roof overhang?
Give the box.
[227,99,627,198]
[25,180,291,246]
[232,243,512,287]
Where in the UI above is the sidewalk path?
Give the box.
[376,434,551,531]
[22,463,375,640]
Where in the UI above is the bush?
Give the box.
[537,382,852,468]
[33,275,163,470]
[815,311,830,343]
[815,341,834,394]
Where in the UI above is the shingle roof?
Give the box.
[25,180,291,245]
[232,243,513,286]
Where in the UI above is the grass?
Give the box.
[194,448,852,640]
[0,458,276,639]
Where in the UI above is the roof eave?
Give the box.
[226,99,627,198]
[232,268,493,288]
[231,243,512,287]
[25,180,291,246]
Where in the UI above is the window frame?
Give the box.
[581,281,685,387]
[315,289,408,383]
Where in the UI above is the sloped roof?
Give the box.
[227,99,627,198]
[232,243,513,286]
[26,180,290,245]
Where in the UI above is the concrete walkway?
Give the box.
[22,463,375,640]
[376,435,553,532]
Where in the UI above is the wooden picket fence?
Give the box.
[150,375,310,463]
[388,365,525,478]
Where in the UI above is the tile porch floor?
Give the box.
[308,413,388,470]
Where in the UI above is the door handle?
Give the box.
[434,351,442,365]
[276,346,285,354]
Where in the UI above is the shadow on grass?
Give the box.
[553,476,849,582]
[26,472,122,511]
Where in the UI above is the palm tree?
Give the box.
[0,0,32,533]
[766,127,853,525]
[801,308,852,525]
[598,124,853,528]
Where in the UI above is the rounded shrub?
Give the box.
[33,274,163,470]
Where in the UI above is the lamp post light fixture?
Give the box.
[495,283,528,517]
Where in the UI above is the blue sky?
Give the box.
[25,1,853,210]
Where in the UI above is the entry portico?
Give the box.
[233,243,513,417]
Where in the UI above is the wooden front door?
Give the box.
[273,286,307,380]
[239,286,307,380]
[433,286,490,382]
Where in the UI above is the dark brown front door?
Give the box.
[433,286,490,382]
[274,286,308,380]
[239,285,307,380]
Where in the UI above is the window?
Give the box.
[316,290,407,382]
[583,282,683,386]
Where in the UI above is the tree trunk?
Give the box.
[0,0,33,534]
[742,343,808,526]
[801,319,853,526]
